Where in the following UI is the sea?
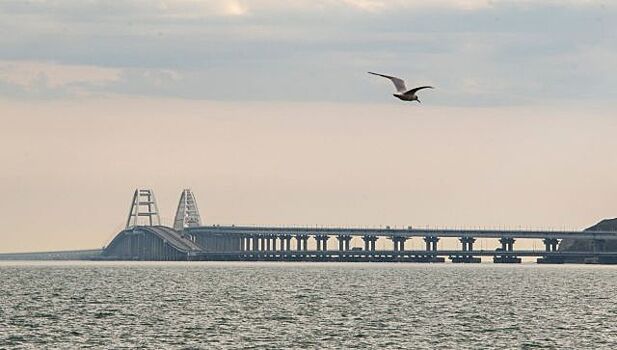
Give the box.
[1,261,616,349]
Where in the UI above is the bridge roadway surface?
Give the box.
[143,226,202,252]
[191,226,617,240]
[189,249,617,258]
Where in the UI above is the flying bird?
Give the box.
[368,72,433,103]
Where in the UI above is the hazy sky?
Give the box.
[1,0,617,252]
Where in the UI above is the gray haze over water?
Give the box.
[1,262,616,349]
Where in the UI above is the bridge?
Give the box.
[102,188,617,264]
[104,225,202,261]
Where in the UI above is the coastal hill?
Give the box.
[559,218,617,252]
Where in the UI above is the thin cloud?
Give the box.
[0,0,615,105]
[0,60,121,89]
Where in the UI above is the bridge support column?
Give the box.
[390,236,399,251]
[537,238,564,264]
[293,234,309,252]
[295,235,304,251]
[494,237,520,263]
[271,236,277,251]
[252,236,259,252]
[337,235,352,251]
[459,236,476,252]
[423,236,439,252]
[543,238,560,252]
[315,235,329,252]
[337,235,352,258]
[279,235,292,252]
[390,236,408,256]
[421,236,443,262]
[361,235,378,258]
[451,236,480,263]
[302,236,309,251]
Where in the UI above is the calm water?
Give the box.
[1,262,616,349]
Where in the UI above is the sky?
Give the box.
[1,0,617,252]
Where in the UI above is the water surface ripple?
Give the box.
[1,262,616,349]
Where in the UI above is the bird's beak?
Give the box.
[417,99,422,104]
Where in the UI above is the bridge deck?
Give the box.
[190,249,617,258]
[189,226,617,240]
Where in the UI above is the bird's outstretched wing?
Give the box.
[404,86,434,95]
[368,72,407,92]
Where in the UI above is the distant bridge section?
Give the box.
[0,249,103,260]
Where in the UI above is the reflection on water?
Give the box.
[1,261,616,349]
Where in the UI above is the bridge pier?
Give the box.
[389,236,408,259]
[277,235,291,258]
[537,238,564,264]
[337,235,352,251]
[295,235,303,251]
[294,234,309,253]
[313,235,329,260]
[252,236,259,254]
[419,236,444,262]
[314,235,330,251]
[543,238,559,252]
[322,235,330,251]
[390,236,408,252]
[399,237,407,252]
[268,235,276,257]
[460,236,476,251]
[451,236,480,263]
[362,235,378,252]
[494,237,521,263]
[337,235,352,258]
[424,236,436,252]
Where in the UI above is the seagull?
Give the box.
[368,72,433,103]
